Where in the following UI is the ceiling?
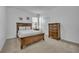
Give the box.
[8,6,57,15]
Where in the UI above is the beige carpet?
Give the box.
[1,37,79,53]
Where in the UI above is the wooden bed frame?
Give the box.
[16,23,44,49]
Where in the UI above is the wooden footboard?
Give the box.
[20,33,44,49]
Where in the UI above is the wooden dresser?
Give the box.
[48,23,60,40]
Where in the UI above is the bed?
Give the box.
[16,23,44,49]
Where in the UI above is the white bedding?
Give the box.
[18,30,42,38]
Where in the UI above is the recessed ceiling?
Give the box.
[8,6,57,15]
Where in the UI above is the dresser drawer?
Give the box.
[49,28,58,30]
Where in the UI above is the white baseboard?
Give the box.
[61,39,79,45]
[6,36,16,40]
[0,48,2,52]
[7,37,17,40]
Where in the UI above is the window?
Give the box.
[32,17,39,29]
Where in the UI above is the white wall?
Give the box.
[7,7,79,44]
[49,7,79,43]
[7,7,33,39]
[0,6,7,49]
[40,16,50,36]
[6,7,50,39]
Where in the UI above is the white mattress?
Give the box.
[18,30,42,38]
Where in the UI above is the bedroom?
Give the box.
[0,6,79,53]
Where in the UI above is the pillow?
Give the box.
[19,26,25,30]
[25,26,31,30]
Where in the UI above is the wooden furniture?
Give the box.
[20,33,44,49]
[33,29,39,31]
[16,23,32,38]
[48,23,60,40]
[16,23,44,49]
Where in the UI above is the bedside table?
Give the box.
[34,29,39,31]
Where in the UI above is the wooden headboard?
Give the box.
[16,23,32,38]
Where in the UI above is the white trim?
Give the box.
[61,39,79,45]
[7,37,17,40]
[0,48,2,52]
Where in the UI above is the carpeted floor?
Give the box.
[1,37,79,53]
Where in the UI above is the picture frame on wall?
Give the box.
[27,17,30,20]
[19,17,23,20]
